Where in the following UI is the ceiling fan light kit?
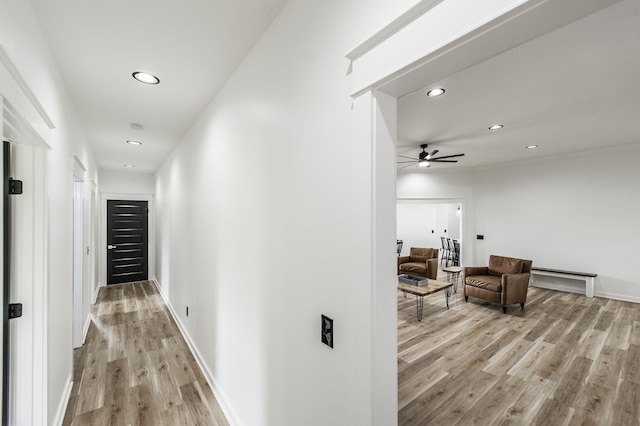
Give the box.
[397,143,465,169]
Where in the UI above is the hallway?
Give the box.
[62,281,229,425]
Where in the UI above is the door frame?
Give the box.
[71,156,86,349]
[89,182,99,303]
[0,102,48,426]
[99,193,155,290]
[346,1,617,422]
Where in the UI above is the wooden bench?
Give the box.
[530,267,597,298]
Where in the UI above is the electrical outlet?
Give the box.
[321,315,333,348]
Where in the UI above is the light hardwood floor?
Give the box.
[398,278,640,425]
[63,281,229,426]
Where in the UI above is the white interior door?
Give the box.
[6,142,47,425]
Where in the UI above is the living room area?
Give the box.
[395,149,640,424]
[392,0,640,423]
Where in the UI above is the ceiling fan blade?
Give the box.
[429,159,458,163]
[429,149,439,158]
[398,155,418,160]
[430,153,465,161]
[396,161,416,164]
[398,163,415,169]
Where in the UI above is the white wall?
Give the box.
[154,0,421,424]
[473,144,640,301]
[1,0,98,423]
[99,169,155,195]
[397,144,640,302]
[397,203,438,253]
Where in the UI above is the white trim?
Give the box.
[82,315,91,345]
[2,98,49,148]
[345,0,445,61]
[596,292,640,304]
[92,280,102,304]
[72,155,87,174]
[347,0,620,98]
[0,45,55,130]
[31,146,48,426]
[1,48,49,426]
[151,279,240,426]
[530,282,640,304]
[72,178,84,348]
[51,375,73,426]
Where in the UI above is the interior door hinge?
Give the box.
[9,178,23,195]
[8,303,22,319]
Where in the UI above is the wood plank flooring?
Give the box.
[398,277,640,425]
[63,281,229,426]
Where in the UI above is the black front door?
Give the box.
[107,200,148,284]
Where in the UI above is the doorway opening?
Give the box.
[396,199,463,266]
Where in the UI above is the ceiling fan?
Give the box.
[397,144,465,169]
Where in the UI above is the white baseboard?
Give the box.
[92,281,103,304]
[596,291,640,304]
[82,315,91,345]
[531,282,640,303]
[150,279,240,426]
[52,374,73,426]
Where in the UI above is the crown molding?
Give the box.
[0,44,55,130]
[345,0,445,62]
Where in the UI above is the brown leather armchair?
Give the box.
[397,247,439,280]
[464,255,532,313]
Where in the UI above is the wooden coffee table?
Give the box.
[397,279,453,321]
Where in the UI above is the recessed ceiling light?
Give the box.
[132,71,160,85]
[489,124,504,130]
[427,88,445,97]
[124,164,136,168]
[126,140,142,145]
[526,145,539,149]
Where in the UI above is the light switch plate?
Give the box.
[321,315,333,348]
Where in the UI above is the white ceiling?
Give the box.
[396,0,640,171]
[30,0,288,173]
[29,1,640,174]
